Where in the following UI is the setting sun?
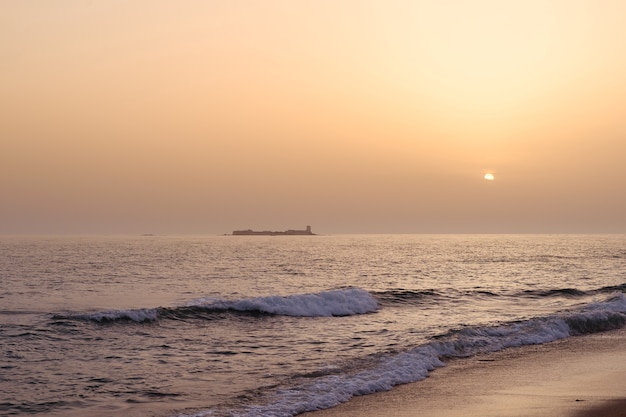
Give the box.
[1,0,625,235]
[1,2,626,415]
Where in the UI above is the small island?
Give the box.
[232,225,315,236]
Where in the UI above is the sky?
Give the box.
[1,0,625,234]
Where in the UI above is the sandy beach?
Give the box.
[301,327,626,417]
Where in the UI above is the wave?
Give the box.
[375,283,625,306]
[373,289,443,304]
[373,288,503,307]
[597,283,626,293]
[434,294,626,354]
[57,283,625,323]
[194,287,378,317]
[521,288,587,298]
[181,293,626,417]
[521,283,626,299]
[54,288,379,323]
[63,308,161,323]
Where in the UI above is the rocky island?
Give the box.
[232,225,315,236]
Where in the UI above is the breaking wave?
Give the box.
[53,288,379,323]
[181,293,626,417]
[53,283,625,323]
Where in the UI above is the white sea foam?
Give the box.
[180,293,626,417]
[182,346,444,417]
[195,288,379,317]
[70,288,378,323]
[7,235,625,417]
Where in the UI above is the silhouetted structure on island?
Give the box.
[232,225,315,236]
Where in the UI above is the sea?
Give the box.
[1,234,625,417]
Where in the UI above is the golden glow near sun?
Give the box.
[1,1,626,234]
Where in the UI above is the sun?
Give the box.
[484,173,495,181]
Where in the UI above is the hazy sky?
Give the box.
[2,0,625,234]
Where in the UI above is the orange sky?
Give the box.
[2,0,625,234]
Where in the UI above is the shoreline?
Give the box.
[300,327,626,417]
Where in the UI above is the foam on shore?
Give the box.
[300,327,626,417]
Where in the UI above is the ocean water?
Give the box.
[1,234,625,417]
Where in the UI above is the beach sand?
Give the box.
[301,328,626,417]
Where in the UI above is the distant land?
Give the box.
[231,226,316,236]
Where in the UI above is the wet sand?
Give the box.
[301,328,626,417]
